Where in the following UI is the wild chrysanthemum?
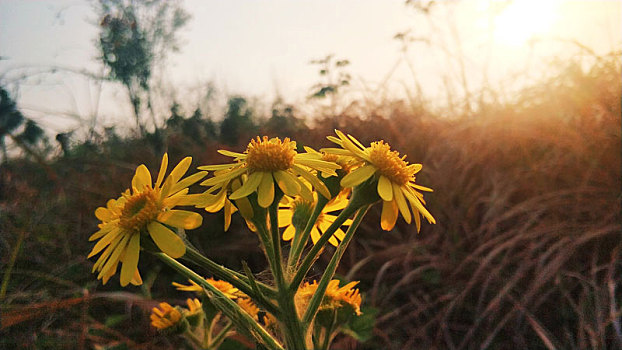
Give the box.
[279,191,352,247]
[198,137,341,209]
[237,297,260,320]
[296,279,362,316]
[322,130,435,231]
[151,302,183,330]
[172,277,243,299]
[88,154,205,286]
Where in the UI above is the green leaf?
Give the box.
[341,306,378,342]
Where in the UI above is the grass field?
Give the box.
[1,54,620,349]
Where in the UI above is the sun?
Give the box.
[489,0,560,46]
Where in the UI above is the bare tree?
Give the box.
[95,0,189,135]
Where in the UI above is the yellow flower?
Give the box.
[150,302,183,330]
[184,298,203,317]
[237,297,260,320]
[172,277,243,299]
[198,137,341,209]
[323,130,435,231]
[296,279,362,316]
[88,154,206,286]
[279,191,352,247]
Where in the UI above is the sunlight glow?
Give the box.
[491,0,560,46]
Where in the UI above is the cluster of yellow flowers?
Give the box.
[151,298,202,330]
[296,279,362,316]
[173,277,260,320]
[88,130,435,349]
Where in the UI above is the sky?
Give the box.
[0,0,620,134]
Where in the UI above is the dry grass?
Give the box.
[1,55,620,349]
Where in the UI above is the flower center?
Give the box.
[368,141,413,186]
[119,189,160,231]
[245,136,296,172]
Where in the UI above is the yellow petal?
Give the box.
[414,210,421,233]
[147,222,186,258]
[377,175,393,201]
[407,163,423,174]
[257,172,275,208]
[197,163,236,171]
[198,190,227,212]
[403,188,436,224]
[380,200,398,231]
[89,225,115,241]
[295,158,341,175]
[224,199,238,231]
[88,228,123,258]
[200,166,246,186]
[158,210,203,229]
[170,193,202,206]
[291,165,331,199]
[393,184,411,224]
[319,148,352,156]
[230,171,263,200]
[130,269,143,285]
[155,153,169,188]
[160,157,192,199]
[132,165,152,191]
[169,171,207,196]
[347,132,367,150]
[163,189,192,210]
[278,209,293,227]
[411,183,433,192]
[234,197,254,220]
[282,225,296,241]
[92,233,122,272]
[231,179,253,220]
[310,227,321,244]
[98,234,129,280]
[341,164,376,188]
[296,177,314,201]
[273,170,301,197]
[217,149,246,158]
[334,130,370,161]
[95,207,114,221]
[120,234,140,287]
[170,157,192,183]
[333,228,345,241]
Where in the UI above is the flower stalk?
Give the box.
[155,252,284,350]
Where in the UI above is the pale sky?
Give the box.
[0,0,620,134]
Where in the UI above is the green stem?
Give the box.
[302,206,369,326]
[290,178,380,292]
[289,203,359,293]
[267,202,286,286]
[265,202,307,350]
[155,252,284,350]
[287,195,329,269]
[209,321,234,349]
[182,245,278,299]
[184,329,204,349]
[319,311,338,350]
